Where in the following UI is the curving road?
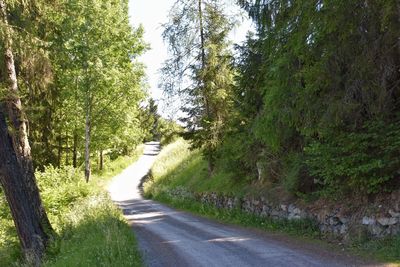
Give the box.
[108,142,374,267]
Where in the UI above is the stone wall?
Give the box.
[162,187,400,239]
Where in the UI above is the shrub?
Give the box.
[0,149,144,266]
[37,166,91,229]
[305,119,400,195]
[216,131,260,180]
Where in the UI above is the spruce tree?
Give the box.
[161,0,235,175]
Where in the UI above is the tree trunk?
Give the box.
[397,2,400,57]
[65,132,69,166]
[0,1,53,263]
[84,104,91,182]
[198,0,214,175]
[73,131,78,168]
[198,0,206,69]
[57,134,62,168]
[99,150,103,171]
[0,112,47,266]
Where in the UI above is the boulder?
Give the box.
[388,210,400,218]
[362,216,376,225]
[377,217,398,226]
[288,214,302,220]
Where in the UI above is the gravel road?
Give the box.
[108,142,376,267]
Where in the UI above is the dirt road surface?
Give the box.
[108,142,376,267]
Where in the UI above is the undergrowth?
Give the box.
[0,145,144,266]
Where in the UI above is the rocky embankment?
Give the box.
[163,187,400,240]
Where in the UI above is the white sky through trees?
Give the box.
[128,0,252,119]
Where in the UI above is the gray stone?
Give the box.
[271,210,284,218]
[370,224,384,237]
[288,205,301,216]
[186,191,400,239]
[260,210,269,217]
[294,208,301,214]
[340,224,348,234]
[319,225,328,233]
[288,214,302,220]
[388,225,400,235]
[288,204,296,213]
[389,210,400,218]
[328,217,341,226]
[377,217,398,226]
[362,216,376,225]
[332,226,341,235]
[260,205,270,217]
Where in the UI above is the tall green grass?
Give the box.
[43,195,141,267]
[144,139,247,198]
[0,146,144,266]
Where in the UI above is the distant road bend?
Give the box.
[108,142,374,267]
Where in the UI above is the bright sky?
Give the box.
[128,0,253,118]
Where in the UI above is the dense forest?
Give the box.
[0,0,175,264]
[0,0,151,176]
[0,0,399,265]
[162,0,400,197]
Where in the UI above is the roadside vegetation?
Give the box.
[144,139,400,264]
[154,1,400,263]
[0,147,144,266]
[0,0,182,263]
[1,0,399,265]
[161,0,400,200]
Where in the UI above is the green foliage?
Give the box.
[161,0,236,172]
[139,98,159,142]
[43,194,142,267]
[0,149,144,266]
[144,139,249,200]
[305,120,400,195]
[0,193,20,265]
[282,153,303,194]
[37,166,90,229]
[215,131,257,178]
[138,98,182,144]
[157,118,183,145]
[92,145,144,181]
[0,0,148,169]
[351,235,400,264]
[145,138,195,197]
[226,0,400,197]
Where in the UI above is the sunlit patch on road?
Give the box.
[205,237,251,243]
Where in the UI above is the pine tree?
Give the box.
[0,1,53,264]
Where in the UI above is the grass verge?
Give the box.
[0,145,144,267]
[144,139,400,265]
